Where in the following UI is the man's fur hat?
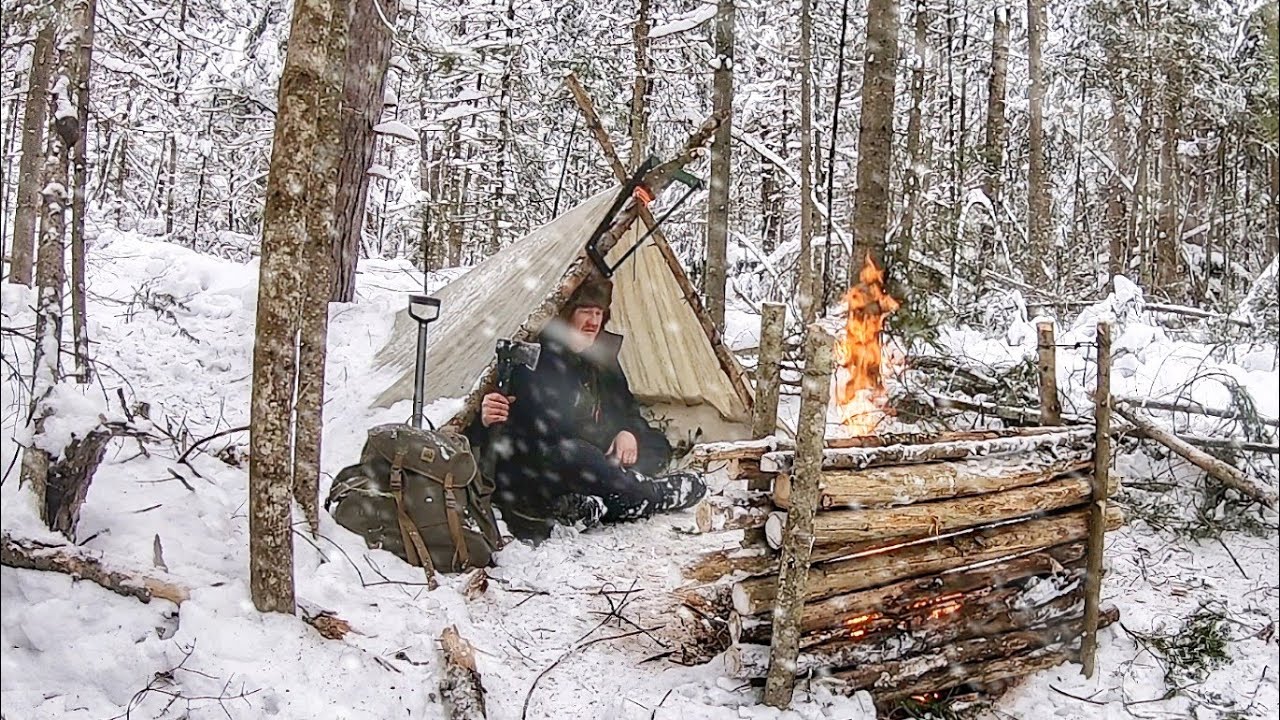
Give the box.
[567,275,614,311]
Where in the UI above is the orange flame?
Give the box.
[833,254,899,435]
[842,611,882,639]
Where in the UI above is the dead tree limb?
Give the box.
[1117,395,1279,429]
[1114,400,1277,509]
[1,531,189,605]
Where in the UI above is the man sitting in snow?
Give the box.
[469,276,707,542]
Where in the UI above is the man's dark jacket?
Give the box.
[468,331,672,514]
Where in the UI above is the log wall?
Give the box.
[682,426,1123,710]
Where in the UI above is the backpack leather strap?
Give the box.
[442,473,471,569]
[390,451,437,586]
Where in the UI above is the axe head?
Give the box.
[494,338,541,393]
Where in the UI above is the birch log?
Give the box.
[763,471,1114,549]
[763,325,833,708]
[835,608,1118,699]
[761,427,1095,473]
[695,493,774,533]
[1114,400,1277,509]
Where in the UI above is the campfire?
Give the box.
[833,254,899,436]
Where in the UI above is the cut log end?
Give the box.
[439,625,487,720]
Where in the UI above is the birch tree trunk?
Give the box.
[704,0,735,333]
[851,0,900,275]
[1027,0,1050,281]
[330,0,397,302]
[69,0,98,384]
[9,24,55,287]
[629,0,652,169]
[250,0,338,615]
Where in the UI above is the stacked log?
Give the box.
[682,426,1124,707]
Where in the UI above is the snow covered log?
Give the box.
[1,532,189,606]
[763,471,1115,550]
[760,427,1095,473]
[439,625,487,720]
[770,452,1093,509]
[690,426,1069,465]
[694,493,774,533]
[734,506,1124,617]
[1114,400,1278,509]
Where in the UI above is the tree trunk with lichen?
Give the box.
[251,0,339,615]
[851,0,900,276]
[293,0,352,536]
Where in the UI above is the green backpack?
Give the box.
[325,423,501,573]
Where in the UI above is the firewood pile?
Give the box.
[682,425,1124,707]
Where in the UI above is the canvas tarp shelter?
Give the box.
[372,186,755,444]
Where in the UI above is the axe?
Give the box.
[481,338,541,480]
[493,338,542,399]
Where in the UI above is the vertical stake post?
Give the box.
[1081,320,1111,677]
[1037,320,1062,425]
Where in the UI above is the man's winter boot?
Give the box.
[548,493,607,529]
[647,471,707,513]
[601,470,708,522]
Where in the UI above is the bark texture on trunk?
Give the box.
[294,0,352,535]
[796,0,817,324]
[10,24,55,287]
[750,302,785,443]
[851,0,900,275]
[1027,0,1050,281]
[704,0,735,333]
[330,0,396,302]
[762,325,832,708]
[899,0,928,272]
[629,0,651,170]
[250,0,338,615]
[982,2,1009,206]
[69,0,98,384]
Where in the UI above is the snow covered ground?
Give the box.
[2,230,1276,719]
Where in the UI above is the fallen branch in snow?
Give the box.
[440,625,487,720]
[1144,301,1254,328]
[1113,401,1278,509]
[1,531,190,605]
[1117,395,1279,429]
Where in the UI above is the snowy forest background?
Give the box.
[3,0,1277,318]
